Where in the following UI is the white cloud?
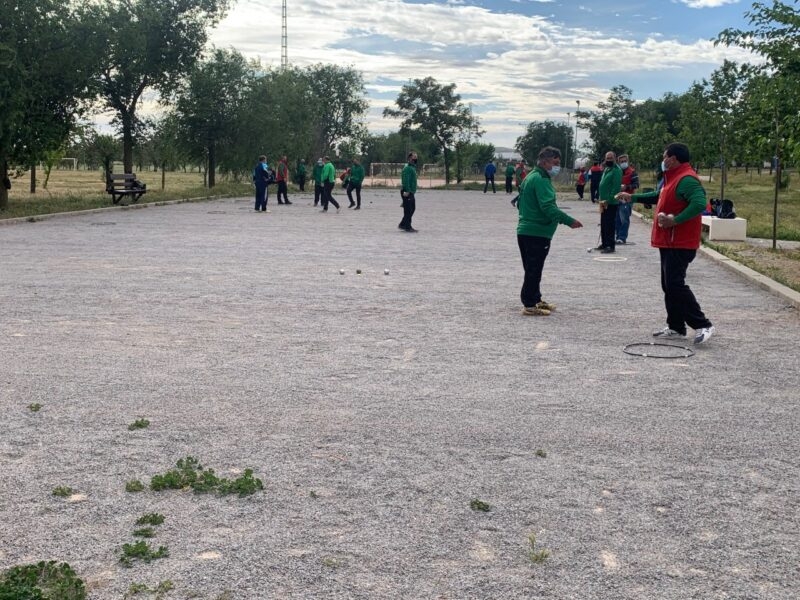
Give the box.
[679,0,740,8]
[205,0,756,146]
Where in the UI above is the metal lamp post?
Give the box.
[574,100,580,169]
[565,112,570,174]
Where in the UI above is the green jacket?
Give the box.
[312,163,323,184]
[517,166,576,238]
[401,162,417,193]
[631,178,706,225]
[322,162,336,184]
[599,164,623,204]
[350,164,365,185]
[505,164,515,178]
[297,163,306,177]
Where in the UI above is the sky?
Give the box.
[207,0,758,149]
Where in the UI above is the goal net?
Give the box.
[369,163,406,186]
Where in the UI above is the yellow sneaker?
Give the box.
[521,306,551,316]
[536,301,556,312]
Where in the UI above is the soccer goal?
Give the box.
[369,163,406,187]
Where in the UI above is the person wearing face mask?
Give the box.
[615,154,639,244]
[312,158,324,207]
[616,142,714,345]
[516,146,583,316]
[597,151,623,253]
[399,151,419,232]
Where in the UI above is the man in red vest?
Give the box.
[616,142,714,345]
[276,155,292,205]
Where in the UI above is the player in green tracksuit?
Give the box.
[347,158,366,209]
[399,152,418,232]
[597,151,623,253]
[321,156,340,212]
[516,146,583,315]
[312,158,324,206]
[504,162,515,193]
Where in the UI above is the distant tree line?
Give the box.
[520,0,799,198]
[3,0,796,209]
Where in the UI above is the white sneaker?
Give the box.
[652,327,685,338]
[693,326,715,345]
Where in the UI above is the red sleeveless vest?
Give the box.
[652,162,702,250]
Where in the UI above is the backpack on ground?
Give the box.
[719,199,736,219]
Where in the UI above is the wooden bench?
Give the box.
[107,174,147,205]
[701,215,747,241]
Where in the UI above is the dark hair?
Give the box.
[665,143,691,164]
[537,146,561,162]
[258,155,266,162]
[407,151,416,160]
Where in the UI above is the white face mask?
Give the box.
[661,160,668,172]
[619,162,629,170]
[548,165,561,176]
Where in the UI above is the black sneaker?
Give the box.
[601,248,615,254]
[285,200,292,205]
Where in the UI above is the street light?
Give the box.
[574,100,580,169]
[565,112,570,173]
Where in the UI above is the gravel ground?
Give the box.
[1,189,798,599]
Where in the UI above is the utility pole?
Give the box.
[281,0,288,69]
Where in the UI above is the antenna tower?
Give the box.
[281,0,288,69]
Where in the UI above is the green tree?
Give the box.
[83,0,231,175]
[384,77,482,184]
[82,131,121,185]
[575,85,635,160]
[0,0,96,208]
[172,48,252,188]
[305,64,370,156]
[515,121,573,166]
[717,1,800,246]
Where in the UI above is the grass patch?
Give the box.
[0,561,86,599]
[149,457,264,497]
[119,541,169,567]
[133,527,156,538]
[705,241,800,293]
[135,513,166,526]
[470,498,492,512]
[28,403,42,412]
[528,533,550,564]
[124,580,173,599]
[126,479,145,493]
[128,418,150,431]
[1,169,252,220]
[52,486,74,498]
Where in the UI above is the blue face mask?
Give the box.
[548,165,561,177]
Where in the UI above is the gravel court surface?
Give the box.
[1,189,798,599]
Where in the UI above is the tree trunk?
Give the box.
[443,147,450,186]
[161,161,166,191]
[122,110,135,174]
[30,164,37,193]
[208,142,216,189]
[0,158,9,210]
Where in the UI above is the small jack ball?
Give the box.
[356,269,362,274]
[384,269,389,275]
[339,269,344,275]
